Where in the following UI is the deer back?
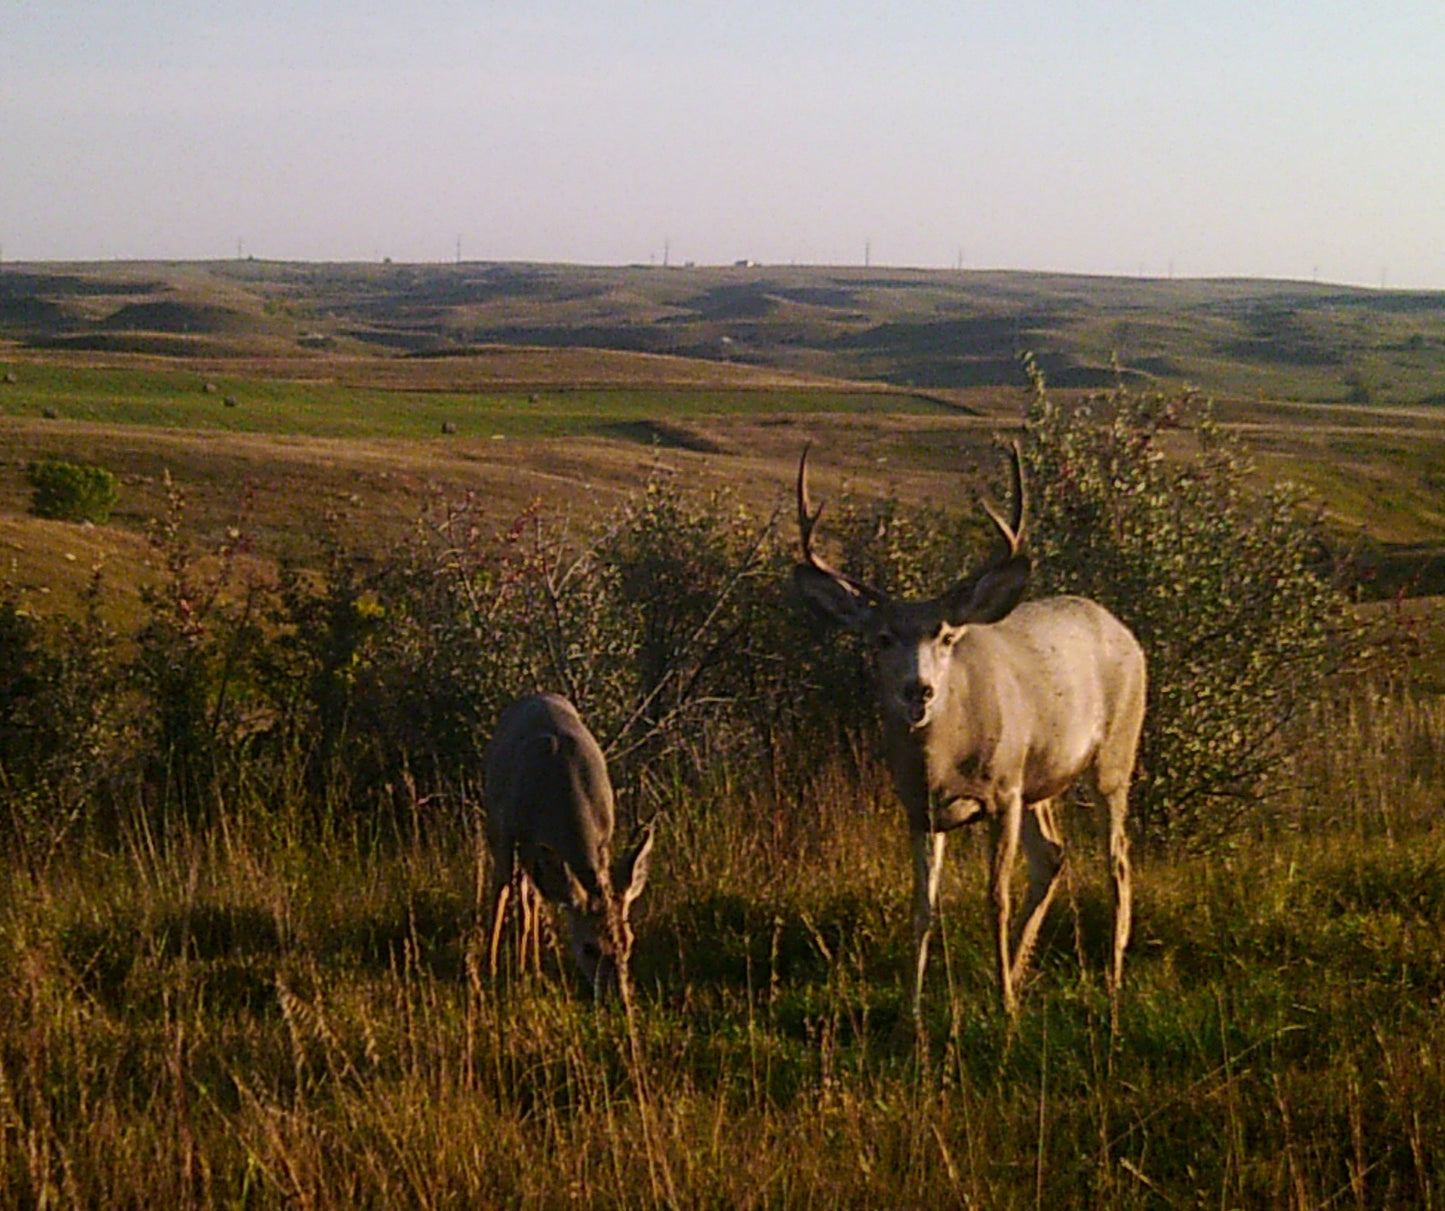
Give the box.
[483,692,616,900]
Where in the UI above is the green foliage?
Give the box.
[588,477,777,767]
[0,578,132,858]
[356,475,792,819]
[26,458,118,523]
[132,476,271,827]
[1020,360,1360,843]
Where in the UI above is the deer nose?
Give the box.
[901,681,934,724]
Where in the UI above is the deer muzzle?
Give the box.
[900,680,934,729]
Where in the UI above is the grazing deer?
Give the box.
[483,693,655,998]
[792,444,1145,1019]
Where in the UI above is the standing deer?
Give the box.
[792,444,1145,1019]
[483,693,655,998]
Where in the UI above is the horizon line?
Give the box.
[0,255,1433,295]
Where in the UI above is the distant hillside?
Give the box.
[4,260,1445,405]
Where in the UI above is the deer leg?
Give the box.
[517,872,543,979]
[910,829,946,1023]
[1009,800,1065,992]
[487,867,512,981]
[1102,783,1132,994]
[989,796,1024,1016]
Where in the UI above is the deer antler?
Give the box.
[796,445,887,604]
[980,440,1026,557]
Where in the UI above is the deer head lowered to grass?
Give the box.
[483,693,655,1000]
[792,443,1146,1020]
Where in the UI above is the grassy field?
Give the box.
[6,260,1445,574]
[0,357,959,441]
[5,263,1445,1205]
[5,691,1445,1206]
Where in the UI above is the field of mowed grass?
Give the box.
[5,692,1445,1207]
[0,359,952,441]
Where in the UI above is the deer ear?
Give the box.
[794,565,873,630]
[943,554,1030,626]
[613,823,656,912]
[533,846,590,909]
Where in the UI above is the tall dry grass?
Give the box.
[4,686,1445,1207]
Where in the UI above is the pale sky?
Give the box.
[3,2,1444,288]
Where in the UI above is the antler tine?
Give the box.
[980,440,1026,556]
[795,446,887,603]
[796,443,824,559]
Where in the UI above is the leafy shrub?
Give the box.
[0,579,134,858]
[1019,362,1360,844]
[590,478,774,765]
[129,476,277,830]
[227,476,787,830]
[274,498,546,805]
[27,459,118,523]
[380,477,783,814]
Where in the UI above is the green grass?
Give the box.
[1250,433,1445,544]
[0,362,948,440]
[5,692,1445,1206]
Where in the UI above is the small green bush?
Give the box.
[27,459,118,523]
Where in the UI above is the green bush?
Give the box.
[27,459,118,523]
[377,477,784,810]
[1019,361,1361,844]
[0,580,133,856]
